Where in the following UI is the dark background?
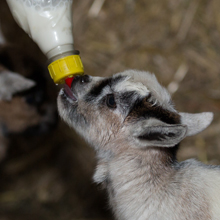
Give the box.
[0,0,220,219]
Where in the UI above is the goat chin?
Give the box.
[58,70,217,220]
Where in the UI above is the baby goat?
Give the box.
[58,70,218,220]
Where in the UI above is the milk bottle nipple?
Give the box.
[6,0,84,84]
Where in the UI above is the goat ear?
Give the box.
[0,70,35,101]
[180,112,213,136]
[131,119,187,148]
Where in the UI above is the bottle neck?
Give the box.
[47,44,78,63]
[47,45,84,84]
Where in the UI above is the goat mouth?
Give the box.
[62,84,78,102]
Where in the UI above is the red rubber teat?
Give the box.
[65,76,74,88]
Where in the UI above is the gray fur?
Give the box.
[130,118,188,148]
[58,70,218,220]
[180,112,214,136]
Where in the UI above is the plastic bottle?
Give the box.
[6,0,84,84]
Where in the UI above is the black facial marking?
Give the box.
[111,75,126,86]
[89,78,111,97]
[117,91,139,114]
[126,97,181,159]
[119,91,136,102]
[127,98,180,125]
[86,75,126,101]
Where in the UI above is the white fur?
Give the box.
[180,112,214,136]
[114,76,150,97]
[115,70,175,112]
[58,70,217,220]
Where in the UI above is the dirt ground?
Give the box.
[0,0,220,219]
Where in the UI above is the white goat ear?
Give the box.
[180,112,213,136]
[131,119,187,148]
[0,70,35,101]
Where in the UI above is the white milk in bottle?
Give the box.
[6,0,84,84]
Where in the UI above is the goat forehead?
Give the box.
[113,70,175,111]
[114,77,150,96]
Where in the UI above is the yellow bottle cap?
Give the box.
[48,55,84,84]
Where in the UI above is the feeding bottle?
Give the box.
[6,0,84,85]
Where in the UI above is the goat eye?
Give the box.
[106,94,116,108]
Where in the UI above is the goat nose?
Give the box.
[70,75,91,87]
[75,75,91,84]
[80,75,91,83]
